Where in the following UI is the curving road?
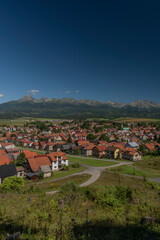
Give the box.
[46,161,133,194]
[79,162,133,187]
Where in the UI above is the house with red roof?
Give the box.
[46,142,55,151]
[25,151,68,176]
[19,139,28,147]
[22,150,37,159]
[106,146,121,159]
[122,148,141,161]
[92,145,107,158]
[33,142,39,149]
[80,143,95,156]
[144,143,154,151]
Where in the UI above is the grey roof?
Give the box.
[12,153,19,161]
[126,142,139,148]
[62,145,70,150]
[26,172,38,177]
[39,165,51,173]
[6,153,13,159]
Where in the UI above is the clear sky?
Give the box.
[0,0,160,103]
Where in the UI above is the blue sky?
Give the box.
[0,0,160,103]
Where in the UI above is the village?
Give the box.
[0,119,160,183]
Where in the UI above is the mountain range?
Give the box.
[0,95,160,119]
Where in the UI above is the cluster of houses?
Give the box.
[0,141,69,183]
[0,120,160,183]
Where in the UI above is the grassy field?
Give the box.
[0,117,63,126]
[92,170,160,190]
[133,157,160,178]
[107,157,160,178]
[38,166,86,182]
[68,156,117,167]
[114,117,160,122]
[32,174,91,192]
[0,118,28,126]
[108,165,145,177]
[0,170,160,239]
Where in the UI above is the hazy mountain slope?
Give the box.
[0,95,159,119]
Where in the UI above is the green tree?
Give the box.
[10,133,16,138]
[16,152,26,166]
[81,121,90,130]
[99,134,110,142]
[87,133,97,141]
[1,176,24,192]
[67,135,72,143]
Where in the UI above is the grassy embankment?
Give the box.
[68,156,117,167]
[107,157,160,178]
[26,174,91,192]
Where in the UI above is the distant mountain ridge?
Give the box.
[16,95,160,108]
[0,95,160,119]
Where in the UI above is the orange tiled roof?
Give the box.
[144,143,154,150]
[0,155,10,165]
[28,156,51,172]
[23,150,37,159]
[0,149,6,155]
[96,145,107,151]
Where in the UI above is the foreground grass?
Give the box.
[68,156,117,167]
[0,172,160,240]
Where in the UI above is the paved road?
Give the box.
[43,155,160,194]
[46,161,133,194]
[80,162,133,187]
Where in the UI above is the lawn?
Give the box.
[30,174,91,192]
[107,157,160,178]
[68,156,117,167]
[92,170,160,190]
[108,165,145,177]
[133,157,160,178]
[38,166,86,182]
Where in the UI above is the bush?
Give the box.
[61,164,69,171]
[115,186,133,202]
[60,182,81,203]
[1,176,24,192]
[83,187,96,201]
[71,162,80,168]
[94,186,133,208]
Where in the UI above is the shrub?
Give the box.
[61,164,69,171]
[83,187,96,201]
[1,176,24,192]
[71,162,80,168]
[115,186,133,202]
